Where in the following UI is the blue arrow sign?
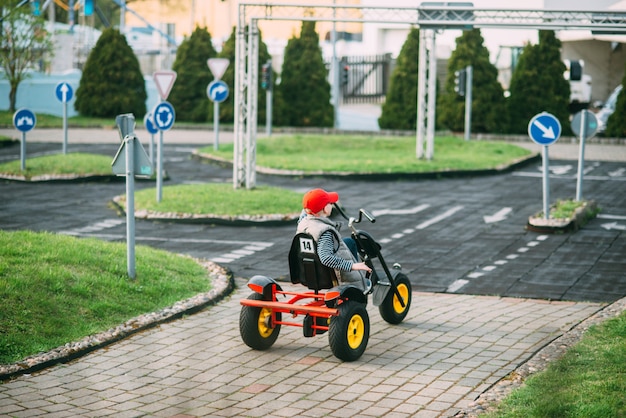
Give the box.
[13,108,36,132]
[144,112,159,134]
[55,82,73,103]
[152,102,176,131]
[207,80,229,103]
[528,112,561,146]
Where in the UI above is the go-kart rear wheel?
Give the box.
[239,292,281,350]
[328,300,369,361]
[379,273,411,324]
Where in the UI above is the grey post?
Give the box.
[464,65,472,141]
[575,110,587,201]
[543,145,550,220]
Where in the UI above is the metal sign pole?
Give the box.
[20,132,26,171]
[464,65,472,141]
[62,101,68,154]
[125,134,136,279]
[542,145,550,220]
[214,102,220,151]
[575,110,587,201]
[157,130,163,202]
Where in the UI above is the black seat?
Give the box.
[288,233,338,291]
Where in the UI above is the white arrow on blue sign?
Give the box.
[144,112,159,135]
[13,108,36,132]
[152,102,176,131]
[55,82,74,103]
[207,80,229,103]
[528,112,561,146]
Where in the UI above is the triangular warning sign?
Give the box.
[153,71,177,100]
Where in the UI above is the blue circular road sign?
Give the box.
[207,80,229,103]
[528,112,561,146]
[13,108,36,132]
[144,112,159,134]
[152,101,176,131]
[55,82,73,103]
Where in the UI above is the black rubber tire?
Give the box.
[328,301,369,361]
[378,273,411,325]
[239,292,281,350]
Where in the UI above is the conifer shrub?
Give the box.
[75,28,146,118]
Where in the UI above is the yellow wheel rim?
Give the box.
[393,283,409,314]
[258,308,273,338]
[347,314,365,349]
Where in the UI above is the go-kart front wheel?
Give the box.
[328,300,369,361]
[379,273,411,325]
[239,292,281,350]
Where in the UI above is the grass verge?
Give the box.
[125,183,303,217]
[0,230,213,365]
[0,153,113,180]
[198,134,534,173]
[486,310,626,417]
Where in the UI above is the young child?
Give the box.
[296,188,371,291]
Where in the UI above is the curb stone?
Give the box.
[526,200,598,233]
[0,260,235,382]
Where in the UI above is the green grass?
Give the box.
[0,153,113,179]
[0,230,213,365]
[486,311,626,417]
[0,110,115,129]
[199,134,533,173]
[128,183,303,216]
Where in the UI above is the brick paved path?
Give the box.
[0,278,602,417]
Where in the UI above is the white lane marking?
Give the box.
[59,219,124,235]
[453,236,551,293]
[598,214,626,220]
[446,279,469,293]
[372,204,430,217]
[483,207,512,224]
[416,206,464,230]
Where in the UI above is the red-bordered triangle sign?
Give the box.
[153,71,177,100]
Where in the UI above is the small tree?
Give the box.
[75,28,146,118]
[506,30,570,134]
[437,29,506,133]
[0,0,54,112]
[378,27,420,130]
[168,26,217,122]
[276,20,333,127]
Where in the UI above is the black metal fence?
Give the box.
[330,54,393,104]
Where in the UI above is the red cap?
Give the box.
[303,188,339,214]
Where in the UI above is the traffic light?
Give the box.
[341,65,349,86]
[454,68,466,96]
[261,61,272,90]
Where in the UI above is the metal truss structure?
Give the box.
[234,2,626,188]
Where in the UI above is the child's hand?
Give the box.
[352,262,372,273]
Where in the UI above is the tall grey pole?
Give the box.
[62,101,68,154]
[464,65,472,141]
[214,102,220,150]
[125,134,136,279]
[266,90,272,136]
[20,132,26,171]
[542,145,550,220]
[157,130,163,202]
[575,110,587,201]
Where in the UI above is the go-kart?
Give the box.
[239,204,412,361]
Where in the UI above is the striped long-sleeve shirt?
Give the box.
[317,231,353,272]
